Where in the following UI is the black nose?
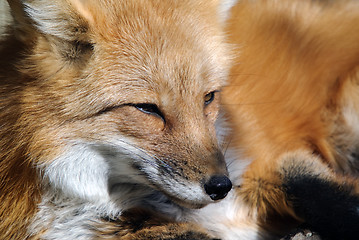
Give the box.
[204,175,232,201]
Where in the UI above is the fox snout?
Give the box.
[202,151,232,201]
[146,146,233,208]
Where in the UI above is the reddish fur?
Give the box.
[2,0,359,238]
[0,33,41,239]
[0,0,231,238]
[224,0,359,233]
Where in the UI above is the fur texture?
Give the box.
[221,0,359,238]
[0,0,236,239]
[2,0,359,239]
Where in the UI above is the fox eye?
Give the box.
[204,91,216,106]
[134,103,164,120]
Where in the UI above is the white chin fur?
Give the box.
[40,139,212,208]
[156,176,213,208]
[185,190,270,240]
[41,143,111,203]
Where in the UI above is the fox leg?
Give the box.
[238,157,300,236]
[238,150,359,239]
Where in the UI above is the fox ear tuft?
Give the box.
[217,0,238,23]
[18,0,91,42]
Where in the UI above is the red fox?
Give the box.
[1,0,359,240]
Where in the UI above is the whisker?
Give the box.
[223,136,233,159]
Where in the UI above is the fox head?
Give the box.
[6,0,235,208]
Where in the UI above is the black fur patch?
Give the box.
[284,175,359,240]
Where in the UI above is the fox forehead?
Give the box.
[90,56,223,105]
[79,0,230,97]
[19,0,232,120]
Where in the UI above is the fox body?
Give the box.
[2,0,359,240]
[221,0,359,239]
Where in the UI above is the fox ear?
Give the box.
[217,0,238,23]
[67,0,94,25]
[8,0,96,62]
[13,0,92,42]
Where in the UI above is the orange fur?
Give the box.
[2,0,359,239]
[224,0,359,234]
[0,0,234,238]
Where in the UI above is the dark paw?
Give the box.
[284,175,359,240]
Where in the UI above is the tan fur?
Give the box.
[224,0,359,234]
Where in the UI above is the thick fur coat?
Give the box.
[1,0,359,240]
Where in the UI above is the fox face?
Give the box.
[7,0,234,209]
